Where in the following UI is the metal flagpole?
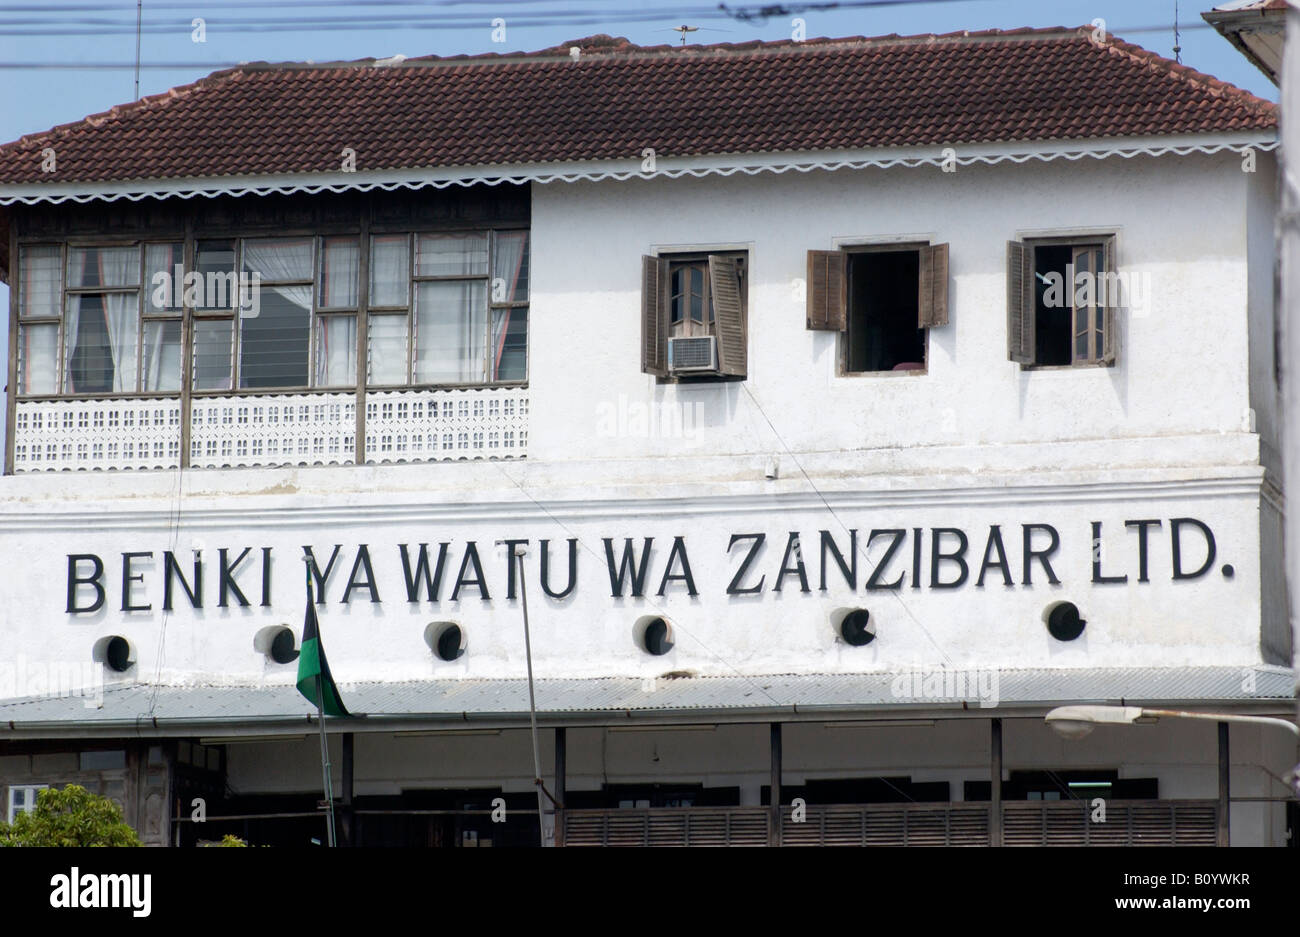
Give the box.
[316,673,337,848]
[306,557,338,847]
[516,548,551,846]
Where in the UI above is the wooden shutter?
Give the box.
[641,254,669,376]
[1006,240,1034,364]
[1101,237,1119,365]
[806,250,846,331]
[709,254,746,377]
[918,242,950,328]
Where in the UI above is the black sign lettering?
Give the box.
[726,534,766,595]
[66,554,105,614]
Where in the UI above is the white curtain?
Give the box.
[416,281,486,384]
[102,247,139,391]
[143,321,181,392]
[23,246,61,317]
[315,315,357,386]
[62,248,139,392]
[22,325,58,394]
[243,238,312,282]
[493,232,527,302]
[370,235,409,307]
[320,239,359,308]
[490,232,527,378]
[243,238,313,314]
[367,314,408,385]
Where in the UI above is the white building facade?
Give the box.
[0,29,1294,846]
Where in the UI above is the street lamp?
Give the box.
[1045,705,1300,741]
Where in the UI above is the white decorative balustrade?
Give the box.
[13,398,182,473]
[190,394,356,469]
[13,388,528,472]
[365,387,529,463]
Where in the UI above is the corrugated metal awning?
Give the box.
[0,666,1293,739]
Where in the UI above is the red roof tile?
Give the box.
[0,27,1277,188]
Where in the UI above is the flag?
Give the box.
[296,593,350,717]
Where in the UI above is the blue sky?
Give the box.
[0,0,1276,434]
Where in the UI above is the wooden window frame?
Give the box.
[642,248,748,381]
[1009,234,1119,371]
[59,242,145,397]
[368,228,530,390]
[806,241,948,378]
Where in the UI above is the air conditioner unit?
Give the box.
[668,335,718,373]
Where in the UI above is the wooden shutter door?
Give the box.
[641,255,669,376]
[1102,237,1119,365]
[806,250,846,331]
[1006,241,1034,364]
[709,254,746,377]
[918,242,950,328]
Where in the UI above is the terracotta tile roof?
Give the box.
[0,27,1276,188]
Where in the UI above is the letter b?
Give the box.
[68,554,106,613]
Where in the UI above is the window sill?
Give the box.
[1019,362,1115,372]
[836,368,928,378]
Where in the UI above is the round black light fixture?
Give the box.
[269,628,298,664]
[95,635,133,673]
[840,609,875,647]
[642,617,674,656]
[1045,602,1086,641]
[254,625,299,664]
[436,624,464,662]
[425,622,466,662]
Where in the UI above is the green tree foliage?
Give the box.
[0,784,141,847]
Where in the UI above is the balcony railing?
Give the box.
[562,800,1219,847]
[12,386,528,473]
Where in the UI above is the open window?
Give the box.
[1007,235,1118,368]
[642,251,747,379]
[805,243,948,373]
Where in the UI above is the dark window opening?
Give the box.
[964,770,1158,802]
[565,784,741,809]
[763,777,950,805]
[1034,245,1074,366]
[1010,236,1114,368]
[846,250,925,373]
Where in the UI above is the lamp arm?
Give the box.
[1140,709,1300,737]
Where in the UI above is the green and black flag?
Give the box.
[297,581,351,718]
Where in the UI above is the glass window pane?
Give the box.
[196,241,237,311]
[318,237,359,309]
[492,305,528,382]
[492,231,528,302]
[239,285,311,388]
[367,314,409,385]
[68,246,139,288]
[314,314,357,387]
[20,245,61,318]
[415,233,487,278]
[144,243,184,314]
[143,320,182,392]
[193,319,233,391]
[18,323,58,394]
[415,280,487,384]
[79,750,127,771]
[64,292,139,393]
[243,237,313,282]
[369,235,409,307]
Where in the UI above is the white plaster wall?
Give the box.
[529,153,1259,463]
[0,487,1269,684]
[0,152,1281,685]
